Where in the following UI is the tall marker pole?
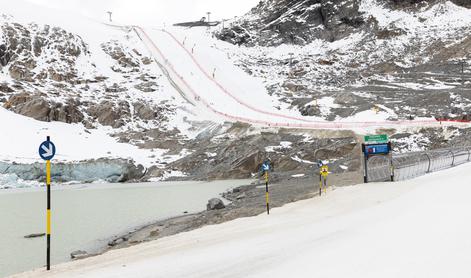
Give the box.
[265,171,270,215]
[319,172,322,196]
[323,175,327,195]
[46,156,51,270]
[319,164,329,195]
[39,136,56,271]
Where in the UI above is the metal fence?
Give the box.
[366,147,471,182]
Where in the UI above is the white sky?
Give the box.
[25,0,259,25]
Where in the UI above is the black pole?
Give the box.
[362,144,368,183]
[319,173,322,196]
[389,142,394,181]
[265,171,270,215]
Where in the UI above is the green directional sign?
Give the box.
[364,134,388,143]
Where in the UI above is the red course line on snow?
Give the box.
[135,26,467,129]
[159,29,450,127]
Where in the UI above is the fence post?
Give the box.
[388,142,394,181]
[362,144,368,183]
[467,148,471,162]
[450,149,455,167]
[425,153,432,173]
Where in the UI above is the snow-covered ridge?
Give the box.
[0,0,204,175]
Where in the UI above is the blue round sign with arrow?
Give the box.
[39,140,56,161]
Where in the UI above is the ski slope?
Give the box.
[14,162,471,278]
[134,26,470,131]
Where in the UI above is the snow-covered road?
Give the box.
[14,162,471,277]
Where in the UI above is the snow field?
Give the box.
[14,162,471,278]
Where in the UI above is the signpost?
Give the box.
[362,135,393,183]
[364,143,390,156]
[261,160,271,215]
[364,134,388,144]
[319,164,329,196]
[38,136,56,271]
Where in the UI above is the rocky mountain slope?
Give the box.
[216,0,471,122]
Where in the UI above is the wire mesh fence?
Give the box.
[366,146,471,182]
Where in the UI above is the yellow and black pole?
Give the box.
[265,170,270,215]
[323,171,327,195]
[39,136,56,271]
[319,164,329,196]
[319,171,322,196]
[46,157,51,270]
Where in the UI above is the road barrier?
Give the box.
[366,146,471,182]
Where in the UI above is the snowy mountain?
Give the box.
[1,0,471,186]
[217,0,471,119]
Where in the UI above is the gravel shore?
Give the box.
[103,170,362,252]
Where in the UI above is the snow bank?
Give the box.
[0,107,161,167]
[15,162,471,277]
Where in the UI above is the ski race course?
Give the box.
[133,26,470,131]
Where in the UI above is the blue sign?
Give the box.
[39,140,56,161]
[364,144,390,156]
[262,163,270,171]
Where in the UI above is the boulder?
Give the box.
[12,95,50,121]
[70,250,88,260]
[206,198,225,210]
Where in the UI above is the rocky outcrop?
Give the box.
[87,100,130,128]
[1,22,88,83]
[133,102,156,120]
[0,44,11,66]
[102,40,140,69]
[5,93,84,123]
[157,124,360,180]
[387,0,471,8]
[216,0,367,46]
[216,0,470,47]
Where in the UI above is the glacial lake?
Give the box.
[0,180,249,277]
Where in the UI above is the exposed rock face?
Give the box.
[157,123,360,180]
[0,44,10,66]
[102,40,140,69]
[1,22,87,82]
[206,198,225,210]
[216,0,366,46]
[133,102,156,120]
[216,0,470,46]
[0,19,172,132]
[387,0,471,8]
[87,101,130,128]
[5,93,84,123]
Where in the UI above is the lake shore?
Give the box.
[1,180,247,277]
[100,171,362,253]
